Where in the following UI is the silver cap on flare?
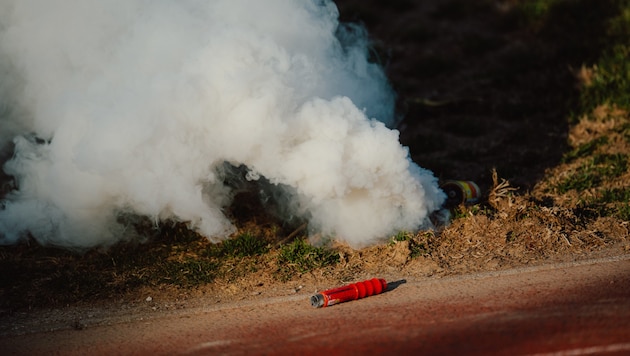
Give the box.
[311,294,325,308]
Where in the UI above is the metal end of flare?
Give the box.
[310,294,325,308]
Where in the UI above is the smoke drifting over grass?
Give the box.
[0,0,444,249]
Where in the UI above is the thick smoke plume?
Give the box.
[0,0,445,249]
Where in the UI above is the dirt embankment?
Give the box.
[0,0,629,320]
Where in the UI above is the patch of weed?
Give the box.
[557,153,628,192]
[578,0,630,112]
[506,231,516,243]
[207,232,269,258]
[585,187,630,220]
[562,136,609,163]
[277,238,339,278]
[158,258,219,287]
[593,153,628,176]
[391,231,412,243]
[581,44,630,112]
[616,204,630,220]
[597,187,630,202]
[450,206,472,220]
[557,167,599,192]
[409,233,434,259]
[608,1,630,35]
[390,231,433,258]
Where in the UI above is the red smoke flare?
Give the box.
[311,278,387,308]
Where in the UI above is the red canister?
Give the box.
[311,278,387,308]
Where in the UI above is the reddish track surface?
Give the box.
[2,255,630,355]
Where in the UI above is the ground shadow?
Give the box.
[385,279,407,292]
[336,0,620,193]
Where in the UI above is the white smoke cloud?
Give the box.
[0,0,445,249]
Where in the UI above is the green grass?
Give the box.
[207,232,270,258]
[158,258,220,287]
[577,0,630,113]
[578,187,630,220]
[506,231,516,243]
[598,187,630,202]
[390,231,434,259]
[391,231,412,243]
[276,238,339,278]
[551,0,630,220]
[562,137,609,163]
[557,153,628,193]
[616,205,630,220]
[580,44,630,113]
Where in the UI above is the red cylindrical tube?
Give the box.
[310,278,387,308]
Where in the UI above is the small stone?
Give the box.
[145,296,153,302]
